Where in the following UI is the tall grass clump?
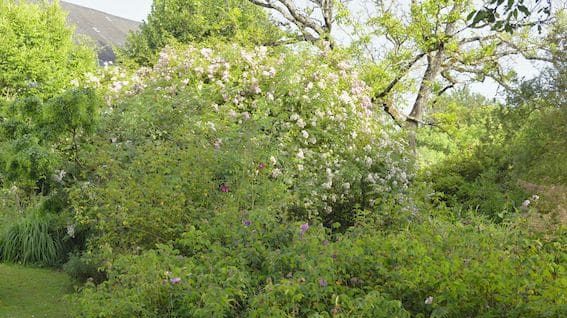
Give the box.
[0,210,62,265]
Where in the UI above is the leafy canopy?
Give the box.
[122,0,285,65]
[0,0,96,100]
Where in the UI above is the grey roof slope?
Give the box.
[59,1,141,63]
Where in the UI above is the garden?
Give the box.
[0,1,565,317]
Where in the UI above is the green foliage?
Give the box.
[506,70,567,185]
[0,96,54,188]
[74,207,566,317]
[420,79,566,219]
[122,0,284,65]
[0,3,563,316]
[353,218,566,318]
[0,88,101,192]
[63,253,106,283]
[71,44,411,252]
[469,0,551,33]
[0,0,96,100]
[0,88,101,268]
[418,89,495,165]
[0,209,63,265]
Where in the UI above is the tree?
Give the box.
[0,88,101,194]
[122,0,285,65]
[469,0,552,32]
[0,0,96,100]
[248,0,335,44]
[247,0,555,149]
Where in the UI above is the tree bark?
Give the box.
[406,4,461,151]
[408,50,444,151]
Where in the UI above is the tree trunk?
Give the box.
[407,52,443,151]
[406,3,461,152]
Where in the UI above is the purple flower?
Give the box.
[319,278,328,287]
[170,277,181,284]
[258,162,266,170]
[219,183,230,193]
[243,220,252,227]
[300,223,309,235]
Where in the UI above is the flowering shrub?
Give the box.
[75,44,413,236]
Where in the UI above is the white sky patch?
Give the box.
[64,0,152,22]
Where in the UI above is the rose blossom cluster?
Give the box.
[84,44,413,218]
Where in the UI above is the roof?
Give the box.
[59,1,141,63]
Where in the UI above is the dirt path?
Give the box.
[518,180,567,230]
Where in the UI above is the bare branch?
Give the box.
[381,102,404,127]
[437,84,455,96]
[248,0,333,43]
[278,0,326,34]
[496,36,554,62]
[459,33,499,45]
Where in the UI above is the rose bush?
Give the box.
[71,43,414,252]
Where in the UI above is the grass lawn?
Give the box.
[0,263,74,318]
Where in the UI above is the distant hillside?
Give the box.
[59,1,141,63]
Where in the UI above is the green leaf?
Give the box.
[472,11,487,26]
[517,5,530,16]
[466,11,476,21]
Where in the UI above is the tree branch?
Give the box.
[249,0,330,42]
[372,52,426,100]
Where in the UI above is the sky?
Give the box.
[64,0,152,21]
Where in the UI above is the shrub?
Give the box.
[74,207,566,317]
[71,44,412,252]
[121,0,284,65]
[0,209,63,265]
[419,86,566,219]
[63,253,106,283]
[0,89,102,196]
